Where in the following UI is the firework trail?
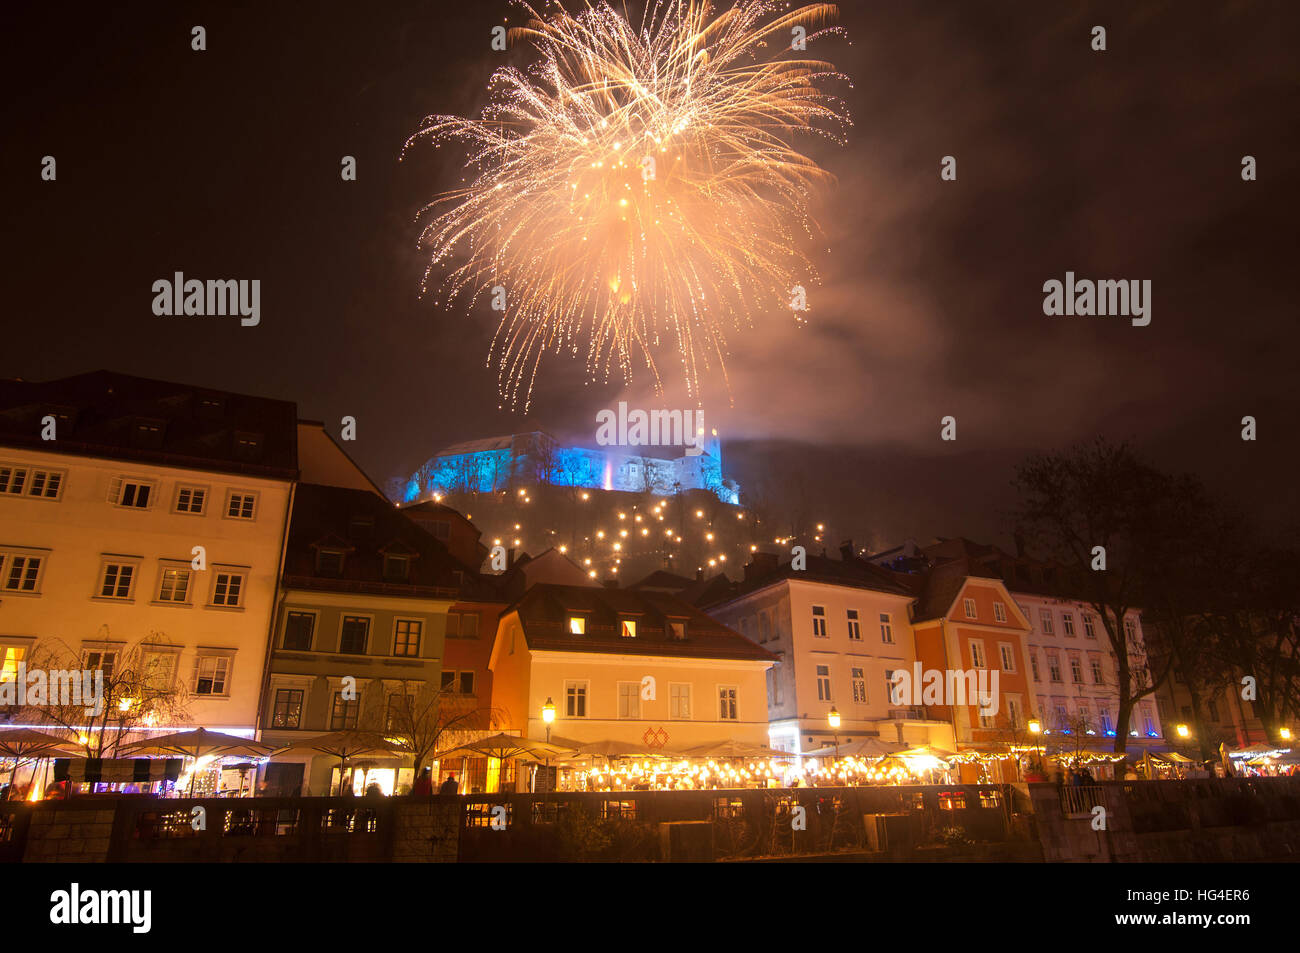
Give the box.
[404,0,851,410]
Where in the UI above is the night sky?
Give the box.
[4,1,1297,554]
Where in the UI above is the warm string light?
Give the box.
[403,0,852,410]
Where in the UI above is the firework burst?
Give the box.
[404,0,851,410]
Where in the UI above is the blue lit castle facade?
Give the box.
[402,430,738,504]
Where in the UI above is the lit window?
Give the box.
[393,619,422,657]
[157,568,191,603]
[569,617,585,635]
[620,618,637,638]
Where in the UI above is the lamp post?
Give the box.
[1280,727,1293,743]
[1028,719,1043,775]
[542,697,555,744]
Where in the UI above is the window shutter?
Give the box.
[107,476,123,504]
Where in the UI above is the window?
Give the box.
[1089,657,1104,684]
[1039,609,1054,635]
[1124,618,1138,643]
[383,554,409,582]
[1047,654,1062,682]
[84,649,118,680]
[141,649,178,692]
[0,552,44,592]
[879,613,894,643]
[1077,706,1090,731]
[758,615,771,643]
[1007,695,1023,729]
[671,683,691,718]
[1062,612,1076,637]
[886,670,900,705]
[718,687,738,720]
[1142,705,1156,736]
[226,492,256,520]
[811,606,827,638]
[194,656,230,696]
[339,616,369,654]
[846,609,861,640]
[1030,652,1041,682]
[668,620,687,641]
[816,665,831,701]
[157,567,191,603]
[115,479,153,509]
[272,689,303,729]
[851,668,867,704]
[963,598,977,619]
[386,693,412,731]
[393,619,422,657]
[620,618,638,639]
[439,671,456,692]
[617,682,640,719]
[969,640,986,668]
[175,486,206,514]
[330,692,359,730]
[1083,614,1097,639]
[0,645,27,683]
[315,549,345,576]
[568,616,586,635]
[998,643,1015,671]
[283,612,315,650]
[565,681,588,717]
[458,671,475,695]
[99,562,136,600]
[211,572,244,607]
[1100,708,1114,734]
[0,465,64,499]
[993,602,1007,623]
[1069,655,1083,684]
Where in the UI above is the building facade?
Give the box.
[0,371,297,742]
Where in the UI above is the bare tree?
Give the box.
[17,630,192,758]
[362,681,500,777]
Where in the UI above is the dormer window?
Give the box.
[233,431,263,461]
[568,617,586,635]
[316,549,346,576]
[383,554,410,582]
[668,620,687,641]
[620,617,638,639]
[130,418,165,449]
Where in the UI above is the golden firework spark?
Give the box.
[404,0,851,410]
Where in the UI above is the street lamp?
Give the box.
[1280,727,1293,742]
[1176,723,1191,739]
[542,697,555,744]
[1028,719,1044,773]
[827,706,841,753]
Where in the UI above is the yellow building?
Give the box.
[0,371,297,746]
[489,584,775,756]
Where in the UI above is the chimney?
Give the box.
[839,539,855,562]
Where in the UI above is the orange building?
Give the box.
[907,562,1034,780]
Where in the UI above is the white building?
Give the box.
[0,371,298,742]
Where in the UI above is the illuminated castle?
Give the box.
[402,430,738,504]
